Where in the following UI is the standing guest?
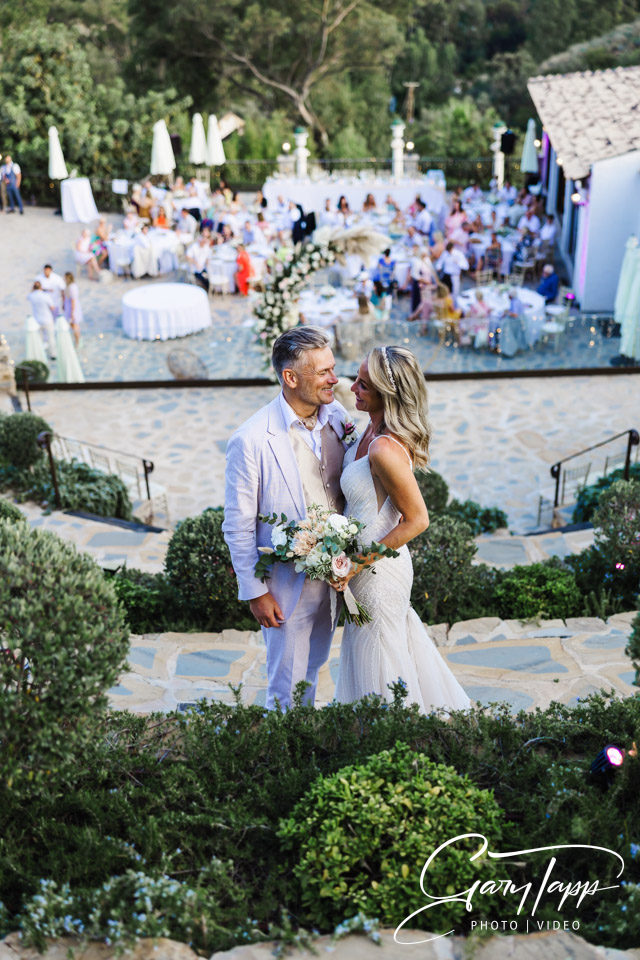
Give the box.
[445,198,467,239]
[430,230,446,261]
[408,249,437,322]
[409,244,425,313]
[35,264,66,313]
[1,154,24,214]
[370,280,390,318]
[414,199,433,239]
[537,264,560,303]
[374,249,396,294]
[436,240,469,306]
[235,243,255,296]
[0,155,7,212]
[27,282,56,357]
[74,229,101,280]
[185,235,211,290]
[63,272,83,346]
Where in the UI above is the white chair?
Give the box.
[208,272,231,296]
[540,316,566,351]
[116,256,132,279]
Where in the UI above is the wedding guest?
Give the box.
[235,243,255,296]
[357,294,375,318]
[123,207,139,232]
[462,181,483,204]
[436,240,469,305]
[409,244,425,313]
[74,230,101,280]
[517,208,541,235]
[408,250,437,323]
[459,289,490,346]
[445,198,467,238]
[242,220,256,245]
[185,235,211,290]
[153,208,168,228]
[414,199,433,239]
[90,217,110,267]
[484,233,502,278]
[430,230,446,260]
[354,270,373,299]
[513,227,534,265]
[319,198,340,228]
[537,264,559,303]
[506,288,525,318]
[362,193,377,212]
[35,264,65,312]
[374,249,396,294]
[177,208,198,243]
[131,184,153,221]
[63,272,83,346]
[1,154,23,214]
[27,282,56,357]
[539,214,557,248]
[499,180,517,204]
[370,280,390,318]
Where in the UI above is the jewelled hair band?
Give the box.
[381,346,397,390]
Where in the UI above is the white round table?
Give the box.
[121,283,211,340]
[298,289,359,327]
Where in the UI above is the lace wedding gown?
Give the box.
[335,437,472,714]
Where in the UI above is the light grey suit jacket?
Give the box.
[222,394,349,619]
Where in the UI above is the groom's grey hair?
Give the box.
[271,326,332,384]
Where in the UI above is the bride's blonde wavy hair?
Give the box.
[366,345,432,469]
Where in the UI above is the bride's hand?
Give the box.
[329,568,357,592]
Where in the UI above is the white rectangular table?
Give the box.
[61,178,99,223]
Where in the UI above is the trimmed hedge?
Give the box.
[0,411,52,469]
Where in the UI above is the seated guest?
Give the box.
[445,198,467,238]
[462,181,483,204]
[173,176,186,196]
[184,185,202,223]
[513,227,534,265]
[362,193,377,212]
[220,223,234,243]
[370,279,390,318]
[131,184,153,221]
[508,200,525,228]
[468,289,490,319]
[385,194,400,213]
[354,270,373,299]
[185,235,211,290]
[505,288,525,319]
[132,224,157,279]
[251,189,268,213]
[235,243,254,296]
[357,293,376,318]
[123,207,139,232]
[433,282,462,323]
[153,208,168,228]
[517,208,540,235]
[27,281,56,357]
[499,180,517,204]
[91,217,111,266]
[539,214,557,248]
[319,198,340,228]
[459,289,490,345]
[537,264,559,303]
[35,263,66,312]
[74,229,101,280]
[177,208,198,242]
[484,233,502,277]
[337,195,351,222]
[219,179,233,204]
[242,220,256,246]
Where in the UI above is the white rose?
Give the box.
[327,513,349,533]
[347,523,359,535]
[271,523,288,548]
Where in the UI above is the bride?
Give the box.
[333,345,471,714]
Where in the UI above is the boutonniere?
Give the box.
[340,420,357,445]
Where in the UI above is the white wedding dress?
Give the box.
[335,436,472,714]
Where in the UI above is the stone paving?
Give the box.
[108,612,638,715]
[0,207,624,383]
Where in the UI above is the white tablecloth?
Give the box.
[468,232,517,276]
[61,178,99,223]
[263,177,447,223]
[107,229,180,276]
[121,283,211,340]
[298,288,359,327]
[458,286,546,354]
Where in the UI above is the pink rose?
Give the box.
[331,553,352,579]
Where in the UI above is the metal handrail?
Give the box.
[39,432,155,502]
[550,429,639,506]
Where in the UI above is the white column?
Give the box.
[391,120,405,182]
[294,127,310,179]
[490,123,506,189]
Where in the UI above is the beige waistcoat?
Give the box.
[289,422,345,514]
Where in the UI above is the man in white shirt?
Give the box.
[462,182,483,204]
[436,241,469,306]
[414,199,433,238]
[517,209,541,235]
[177,208,197,242]
[186,235,211,290]
[539,215,557,248]
[499,181,517,204]
[27,282,56,357]
[35,264,66,313]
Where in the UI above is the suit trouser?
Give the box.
[7,185,23,213]
[38,319,55,356]
[262,578,334,710]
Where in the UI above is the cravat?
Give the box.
[298,413,318,431]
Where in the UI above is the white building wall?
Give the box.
[579,150,640,312]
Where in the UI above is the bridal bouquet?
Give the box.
[255,504,399,626]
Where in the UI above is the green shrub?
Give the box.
[625,608,640,687]
[277,741,507,929]
[445,498,508,535]
[410,515,478,622]
[2,459,132,520]
[592,479,640,577]
[0,522,129,792]
[493,562,582,621]
[566,546,638,616]
[572,464,640,523]
[0,411,52,469]
[164,507,255,631]
[0,496,25,523]
[415,468,449,513]
[110,568,190,634]
[14,360,49,385]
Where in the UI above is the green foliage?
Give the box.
[625,608,640,686]
[110,568,189,634]
[164,507,255,631]
[0,497,26,523]
[592,479,640,577]
[278,741,507,929]
[0,458,132,520]
[0,692,639,951]
[413,97,502,159]
[0,523,129,792]
[415,468,449,513]
[409,515,477,623]
[572,465,640,523]
[566,546,638,617]
[14,360,49,385]
[445,498,508,535]
[493,562,582,621]
[0,412,51,469]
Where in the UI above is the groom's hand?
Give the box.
[250,593,286,629]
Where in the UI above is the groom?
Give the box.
[222,326,351,709]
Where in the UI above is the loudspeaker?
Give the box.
[500,130,516,155]
[170,134,182,158]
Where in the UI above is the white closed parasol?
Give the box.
[206,114,226,166]
[151,119,176,176]
[189,113,208,165]
[48,126,68,180]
